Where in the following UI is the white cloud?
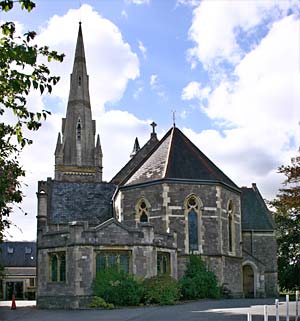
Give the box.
[187,0,299,69]
[150,74,158,88]
[133,86,143,100]
[4,5,142,241]
[138,40,147,59]
[126,0,150,4]
[180,110,188,119]
[176,0,200,7]
[182,13,300,202]
[149,74,167,100]
[181,81,210,101]
[182,127,289,200]
[121,10,128,19]
[97,110,153,180]
[205,15,300,130]
[37,4,140,112]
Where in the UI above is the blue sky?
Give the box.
[2,0,300,240]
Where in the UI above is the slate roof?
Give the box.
[124,127,239,190]
[0,242,36,267]
[49,181,116,225]
[111,134,159,185]
[241,184,275,231]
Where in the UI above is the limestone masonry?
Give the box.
[36,24,278,309]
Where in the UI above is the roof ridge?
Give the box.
[252,185,275,229]
[163,127,175,178]
[120,127,173,185]
[117,139,160,185]
[172,127,238,189]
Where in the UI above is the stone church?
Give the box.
[36,24,277,308]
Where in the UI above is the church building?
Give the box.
[36,24,278,309]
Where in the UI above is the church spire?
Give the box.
[54,23,103,182]
[68,22,90,107]
[130,137,141,158]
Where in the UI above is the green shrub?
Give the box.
[93,268,143,306]
[180,255,220,300]
[89,296,114,309]
[143,275,181,305]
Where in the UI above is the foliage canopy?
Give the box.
[270,157,300,290]
[0,0,64,241]
[180,255,220,299]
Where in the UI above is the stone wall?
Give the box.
[37,218,177,308]
[242,231,278,297]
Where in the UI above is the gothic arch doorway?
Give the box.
[243,264,254,298]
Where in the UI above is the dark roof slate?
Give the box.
[124,127,239,190]
[0,241,36,267]
[111,134,159,185]
[49,181,116,225]
[241,184,275,231]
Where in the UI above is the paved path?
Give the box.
[0,298,298,321]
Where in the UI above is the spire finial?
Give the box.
[172,110,176,127]
[130,137,140,158]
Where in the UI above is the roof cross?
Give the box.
[150,121,157,134]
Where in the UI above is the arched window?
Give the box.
[50,252,66,282]
[186,195,201,253]
[51,255,58,282]
[59,253,66,282]
[188,209,198,251]
[76,119,81,141]
[228,201,234,253]
[136,199,149,223]
[96,251,130,274]
[78,76,81,86]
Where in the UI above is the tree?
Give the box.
[270,155,300,290]
[0,0,64,242]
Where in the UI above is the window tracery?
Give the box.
[137,199,149,223]
[186,195,201,253]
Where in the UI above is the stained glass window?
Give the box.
[157,252,170,275]
[51,255,58,282]
[188,209,198,252]
[96,252,130,274]
[50,252,66,282]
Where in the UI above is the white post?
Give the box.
[247,312,252,321]
[275,299,279,321]
[264,305,268,321]
[296,290,299,321]
[286,294,289,321]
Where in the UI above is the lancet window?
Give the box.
[136,199,149,223]
[49,252,66,282]
[228,201,234,253]
[76,119,81,141]
[185,195,201,253]
[96,251,130,274]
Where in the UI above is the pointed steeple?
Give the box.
[68,22,90,107]
[55,132,62,155]
[54,23,103,182]
[130,137,141,158]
